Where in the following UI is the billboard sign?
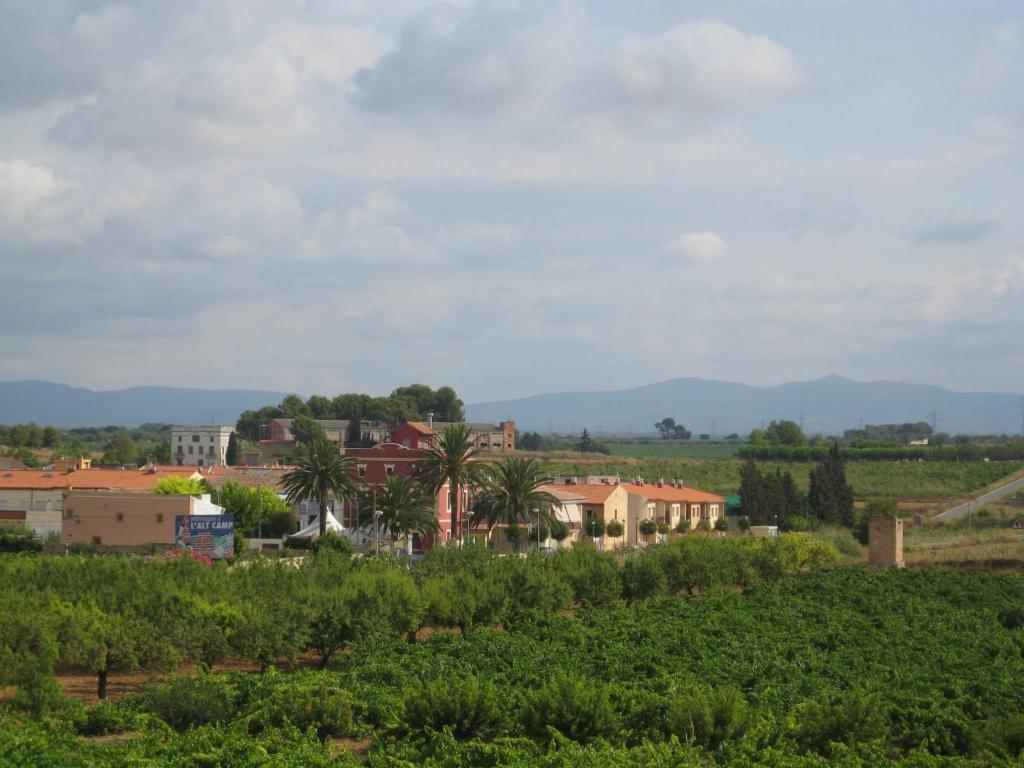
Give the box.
[175,515,235,559]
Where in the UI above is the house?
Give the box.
[0,465,204,538]
[342,442,455,548]
[391,420,516,451]
[63,490,225,552]
[621,480,726,546]
[550,482,630,550]
[171,426,235,467]
[263,418,391,446]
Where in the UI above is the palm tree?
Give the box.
[418,423,486,545]
[356,475,440,552]
[281,439,362,537]
[469,457,560,552]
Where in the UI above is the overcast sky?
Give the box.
[0,0,1021,402]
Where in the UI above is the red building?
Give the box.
[341,442,460,549]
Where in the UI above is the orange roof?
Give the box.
[545,483,621,504]
[620,482,724,504]
[0,466,202,492]
[541,485,588,503]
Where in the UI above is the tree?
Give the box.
[154,477,210,496]
[282,440,362,537]
[306,395,334,419]
[655,418,677,439]
[418,424,485,545]
[101,432,138,466]
[807,442,855,526]
[280,394,311,418]
[236,405,282,441]
[215,481,292,535]
[344,413,364,448]
[290,416,326,445]
[225,432,239,466]
[577,429,594,453]
[470,457,560,551]
[763,420,806,446]
[356,475,439,552]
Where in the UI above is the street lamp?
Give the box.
[374,509,383,555]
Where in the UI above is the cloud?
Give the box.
[910,217,996,245]
[665,231,728,262]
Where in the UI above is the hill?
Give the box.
[466,375,1023,436]
[0,380,290,428]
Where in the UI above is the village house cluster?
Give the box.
[1,418,724,554]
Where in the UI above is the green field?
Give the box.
[536,457,1023,500]
[606,440,742,459]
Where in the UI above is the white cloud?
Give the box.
[665,231,728,262]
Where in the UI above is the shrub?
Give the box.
[639,520,657,537]
[979,713,1024,760]
[605,520,624,538]
[551,546,621,607]
[522,673,621,744]
[141,675,236,731]
[674,521,689,534]
[791,691,889,756]
[75,700,135,736]
[656,522,669,535]
[403,676,505,739]
[248,678,355,741]
[714,519,729,532]
[0,525,40,553]
[665,687,751,750]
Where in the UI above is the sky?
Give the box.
[0,0,1021,402]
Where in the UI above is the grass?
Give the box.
[526,453,1023,500]
[605,440,741,459]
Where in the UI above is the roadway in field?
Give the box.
[936,473,1024,521]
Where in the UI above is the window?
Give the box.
[188,446,193,454]
[156,513,164,523]
[64,508,74,520]
[197,458,204,467]
[385,465,394,477]
[177,445,183,454]
[358,465,367,478]
[177,436,182,442]
[92,536,102,546]
[116,512,124,522]
[209,436,214,442]
[208,446,214,455]
[192,435,200,442]
[402,438,410,448]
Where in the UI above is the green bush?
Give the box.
[247,678,355,741]
[604,520,624,538]
[551,546,621,607]
[979,713,1024,760]
[141,675,236,731]
[0,525,40,553]
[620,555,667,604]
[791,690,889,755]
[521,673,621,744]
[75,700,135,736]
[665,686,750,751]
[403,675,506,739]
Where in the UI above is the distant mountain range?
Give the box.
[0,381,290,429]
[2,376,1020,436]
[465,375,1024,437]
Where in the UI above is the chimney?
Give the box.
[656,478,664,487]
[428,412,434,429]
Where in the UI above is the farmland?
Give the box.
[530,453,1022,500]
[3,550,1024,766]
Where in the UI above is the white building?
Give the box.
[171,426,235,467]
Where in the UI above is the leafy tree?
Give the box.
[470,457,560,550]
[154,476,210,496]
[280,394,311,418]
[621,555,666,604]
[763,419,806,446]
[522,673,621,744]
[282,439,362,538]
[305,395,334,420]
[418,423,485,545]
[101,432,138,466]
[41,426,59,448]
[235,405,282,441]
[215,481,291,534]
[605,519,624,539]
[290,415,327,445]
[403,675,505,739]
[225,432,239,466]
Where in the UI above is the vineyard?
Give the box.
[536,457,1022,500]
[3,543,1024,765]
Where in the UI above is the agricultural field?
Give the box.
[605,440,742,460]
[3,551,1024,766]
[535,454,1022,501]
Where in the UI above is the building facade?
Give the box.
[392,420,517,451]
[171,426,235,467]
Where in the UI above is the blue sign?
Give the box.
[175,514,235,559]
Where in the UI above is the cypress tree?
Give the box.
[225,432,239,466]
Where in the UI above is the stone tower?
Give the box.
[868,515,904,568]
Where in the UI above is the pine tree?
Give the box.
[345,413,364,448]
[808,442,853,526]
[225,432,239,466]
[577,429,593,453]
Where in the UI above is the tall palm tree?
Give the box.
[356,475,440,552]
[281,439,362,537]
[418,423,485,545]
[469,457,560,551]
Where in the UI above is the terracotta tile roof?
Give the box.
[546,483,621,504]
[620,483,725,504]
[205,466,291,490]
[0,466,201,491]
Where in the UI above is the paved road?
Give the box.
[936,473,1024,521]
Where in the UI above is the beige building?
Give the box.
[548,482,630,550]
[622,481,725,546]
[172,425,235,467]
[63,491,224,552]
